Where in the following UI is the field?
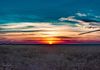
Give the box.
[0,45,100,70]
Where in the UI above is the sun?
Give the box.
[46,37,55,44]
[49,41,53,44]
[40,37,62,44]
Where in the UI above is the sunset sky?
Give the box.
[0,0,100,44]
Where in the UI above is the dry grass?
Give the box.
[0,45,100,70]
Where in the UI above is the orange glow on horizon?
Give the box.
[39,37,62,44]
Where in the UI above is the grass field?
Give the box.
[0,45,100,70]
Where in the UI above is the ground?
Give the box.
[0,45,100,70]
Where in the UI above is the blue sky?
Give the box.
[0,0,100,18]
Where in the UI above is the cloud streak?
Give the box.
[0,21,100,44]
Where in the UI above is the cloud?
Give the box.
[59,16,100,30]
[0,22,80,38]
[95,16,100,18]
[59,16,90,26]
[76,12,87,17]
[0,21,100,44]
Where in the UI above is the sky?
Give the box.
[0,0,100,18]
[0,0,100,44]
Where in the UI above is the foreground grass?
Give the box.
[0,45,100,70]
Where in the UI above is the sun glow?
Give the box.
[40,37,62,44]
[34,30,64,44]
[47,37,54,44]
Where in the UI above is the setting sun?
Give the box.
[40,37,62,44]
